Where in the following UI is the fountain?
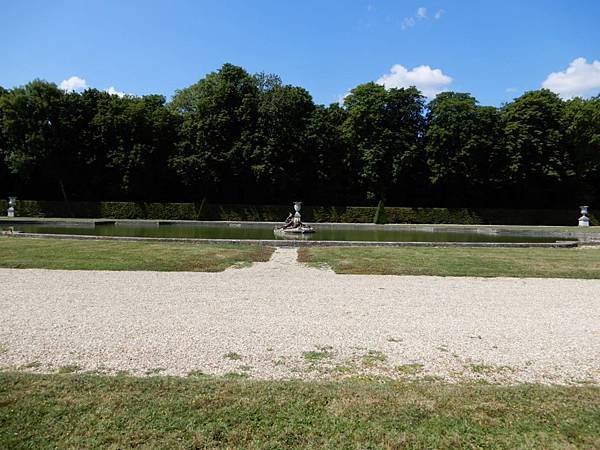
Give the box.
[274,201,315,236]
[578,205,590,227]
[7,196,16,217]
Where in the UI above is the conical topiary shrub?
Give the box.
[373,200,387,224]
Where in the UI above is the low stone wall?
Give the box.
[5,232,580,249]
[2,217,597,240]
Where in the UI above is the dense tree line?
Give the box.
[1,63,599,207]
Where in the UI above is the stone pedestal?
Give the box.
[578,205,590,227]
[7,197,16,217]
[293,201,302,223]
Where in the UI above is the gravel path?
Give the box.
[1,248,599,384]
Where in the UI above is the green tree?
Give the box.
[425,92,503,205]
[0,86,10,196]
[170,64,260,201]
[342,83,425,202]
[252,82,315,201]
[0,80,76,204]
[500,89,567,205]
[92,93,179,200]
[562,95,600,204]
[304,103,349,203]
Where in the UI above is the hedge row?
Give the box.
[0,199,595,226]
[310,206,596,225]
[0,200,207,220]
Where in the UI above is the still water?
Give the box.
[11,223,564,243]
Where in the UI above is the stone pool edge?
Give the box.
[2,232,580,248]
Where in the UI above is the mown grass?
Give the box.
[0,237,274,272]
[299,246,600,278]
[0,372,598,449]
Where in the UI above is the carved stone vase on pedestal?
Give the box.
[7,196,16,217]
[578,205,590,227]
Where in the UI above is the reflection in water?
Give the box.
[11,223,565,243]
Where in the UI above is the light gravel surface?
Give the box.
[1,248,599,384]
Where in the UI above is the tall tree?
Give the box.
[304,103,349,203]
[252,82,315,201]
[0,80,76,203]
[562,95,600,204]
[0,86,10,196]
[425,92,503,206]
[500,89,567,206]
[92,93,179,200]
[342,83,425,202]
[170,64,260,201]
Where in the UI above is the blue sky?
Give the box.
[1,0,599,105]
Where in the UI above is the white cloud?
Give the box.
[59,76,88,92]
[106,86,126,97]
[337,92,350,105]
[401,17,415,29]
[402,6,443,30]
[505,87,518,93]
[376,64,453,98]
[542,57,600,98]
[59,76,131,97]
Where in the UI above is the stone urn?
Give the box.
[7,196,16,217]
[293,201,302,219]
[579,205,590,227]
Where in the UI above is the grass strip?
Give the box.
[0,237,273,272]
[299,246,600,278]
[0,372,598,449]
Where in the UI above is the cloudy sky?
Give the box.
[1,0,599,105]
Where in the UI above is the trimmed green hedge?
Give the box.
[311,206,597,226]
[207,204,290,222]
[2,200,207,220]
[373,201,388,224]
[1,199,596,226]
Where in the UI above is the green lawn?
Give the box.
[299,246,600,278]
[0,237,273,272]
[0,372,598,449]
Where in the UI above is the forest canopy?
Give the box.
[1,63,599,208]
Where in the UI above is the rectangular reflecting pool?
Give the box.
[8,222,569,243]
